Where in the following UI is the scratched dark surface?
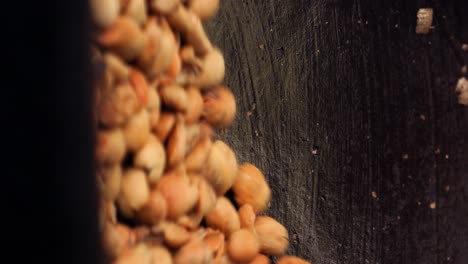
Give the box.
[206,0,468,263]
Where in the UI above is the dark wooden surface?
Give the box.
[206,0,468,263]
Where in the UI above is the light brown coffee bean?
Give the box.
[90,0,120,29]
[117,168,150,218]
[202,86,236,128]
[134,135,166,184]
[99,82,140,127]
[137,189,167,225]
[154,112,176,142]
[174,239,213,264]
[249,254,271,264]
[98,17,147,61]
[187,0,220,21]
[157,171,199,219]
[122,110,151,152]
[204,140,238,195]
[98,164,122,201]
[96,129,126,165]
[254,216,289,256]
[160,84,189,112]
[186,135,213,173]
[205,197,240,236]
[123,0,148,26]
[166,115,187,167]
[233,163,271,213]
[227,229,260,263]
[185,85,204,124]
[238,204,256,230]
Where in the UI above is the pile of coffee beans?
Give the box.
[91,0,310,263]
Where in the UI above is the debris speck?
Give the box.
[403,153,409,160]
[412,59,416,63]
[395,24,399,28]
[311,146,319,155]
[461,65,467,74]
[456,77,468,105]
[365,21,368,25]
[247,111,253,117]
[371,191,377,199]
[417,201,421,206]
[435,148,440,154]
[325,21,329,25]
[430,202,437,209]
[420,114,426,120]
[445,185,450,192]
[428,41,432,45]
[416,8,433,34]
[259,43,265,50]
[462,44,468,51]
[445,154,449,159]
[397,215,400,220]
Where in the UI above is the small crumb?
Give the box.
[456,77,468,105]
[430,202,436,209]
[254,130,259,137]
[435,148,440,154]
[420,114,426,120]
[462,44,468,51]
[461,65,467,74]
[417,201,421,206]
[371,191,377,199]
[397,215,400,220]
[416,8,433,34]
[445,185,450,192]
[402,153,409,160]
[395,24,399,28]
[247,111,253,117]
[445,154,449,159]
[428,41,432,45]
[219,128,226,136]
[311,146,319,155]
[412,59,416,63]
[325,21,329,25]
[365,21,368,25]
[270,28,273,32]
[259,43,265,50]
